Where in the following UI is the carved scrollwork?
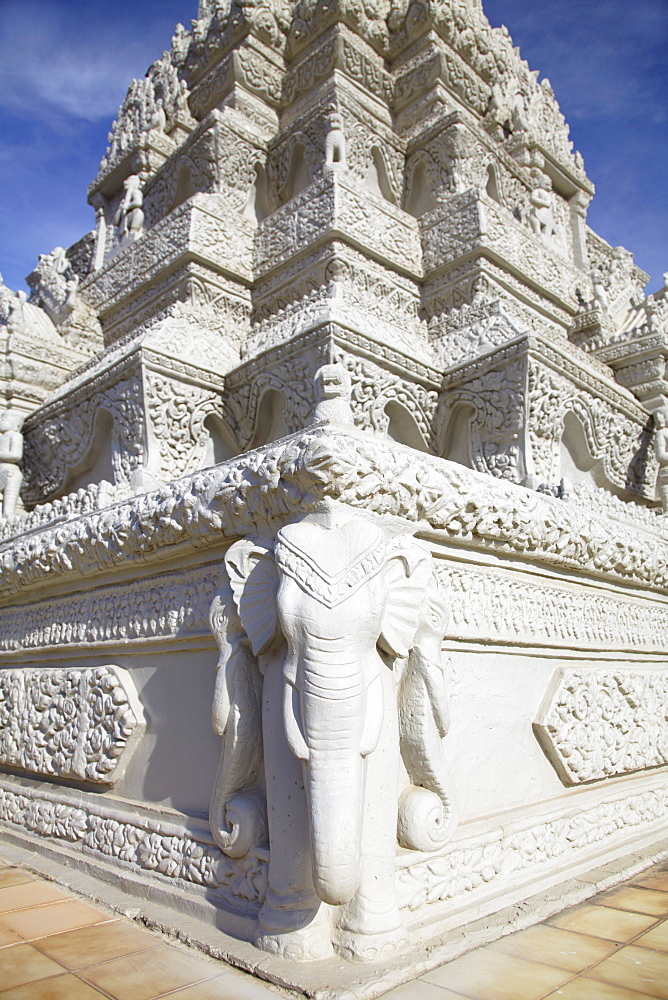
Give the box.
[0,666,144,784]
[22,375,145,504]
[535,667,668,785]
[528,362,655,495]
[145,372,230,481]
[335,353,437,449]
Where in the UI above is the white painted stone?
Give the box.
[0,1,667,994]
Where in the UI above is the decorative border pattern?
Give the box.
[0,566,221,653]
[0,781,266,913]
[2,777,666,924]
[2,428,668,601]
[440,562,668,651]
[397,784,668,913]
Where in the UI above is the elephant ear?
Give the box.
[209,577,246,736]
[225,539,282,657]
[378,539,432,659]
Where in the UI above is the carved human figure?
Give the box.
[654,409,668,512]
[590,268,609,311]
[528,187,557,239]
[208,370,457,962]
[114,175,145,241]
[0,409,24,520]
[151,98,167,132]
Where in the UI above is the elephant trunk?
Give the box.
[286,638,375,907]
[307,748,364,905]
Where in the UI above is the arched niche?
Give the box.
[250,388,289,448]
[486,164,501,204]
[280,143,312,204]
[242,163,272,222]
[404,160,437,217]
[384,400,428,452]
[559,410,604,487]
[172,164,196,211]
[363,147,396,204]
[201,413,238,468]
[439,403,475,468]
[65,407,116,493]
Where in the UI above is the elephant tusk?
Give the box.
[283,677,310,761]
[360,669,384,757]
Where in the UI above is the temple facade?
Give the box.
[0,1,667,995]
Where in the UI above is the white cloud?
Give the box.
[0,0,178,122]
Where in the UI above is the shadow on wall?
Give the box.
[439,402,475,469]
[559,410,605,488]
[126,652,221,818]
[202,412,237,466]
[64,407,116,494]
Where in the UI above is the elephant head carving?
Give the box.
[209,502,458,943]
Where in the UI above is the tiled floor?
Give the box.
[0,852,666,1000]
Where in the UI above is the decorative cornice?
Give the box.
[2,426,668,601]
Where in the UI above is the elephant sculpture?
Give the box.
[209,499,457,961]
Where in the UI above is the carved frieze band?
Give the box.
[535,668,668,785]
[2,777,666,919]
[439,563,668,652]
[0,667,144,784]
[1,561,665,657]
[0,566,221,654]
[396,784,668,913]
[0,781,266,914]
[3,428,668,601]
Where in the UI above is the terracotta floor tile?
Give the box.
[195,972,287,1000]
[422,947,572,1000]
[161,972,284,999]
[0,942,66,990]
[79,942,220,1000]
[601,887,668,917]
[0,880,70,913]
[548,903,658,942]
[544,978,658,999]
[584,943,668,998]
[0,973,110,1000]
[0,925,22,948]
[33,917,158,969]
[636,922,668,953]
[635,873,668,893]
[488,922,619,972]
[1,899,113,940]
[381,980,469,1000]
[0,870,37,889]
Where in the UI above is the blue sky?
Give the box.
[0,0,666,293]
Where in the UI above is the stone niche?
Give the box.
[1,1,667,998]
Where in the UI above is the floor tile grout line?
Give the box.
[429,911,668,1000]
[2,862,667,1000]
[530,913,668,1000]
[0,920,118,947]
[76,967,225,1000]
[29,938,165,969]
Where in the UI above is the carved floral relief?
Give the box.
[0,666,144,784]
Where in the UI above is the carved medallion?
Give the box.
[534,667,668,785]
[0,666,144,784]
